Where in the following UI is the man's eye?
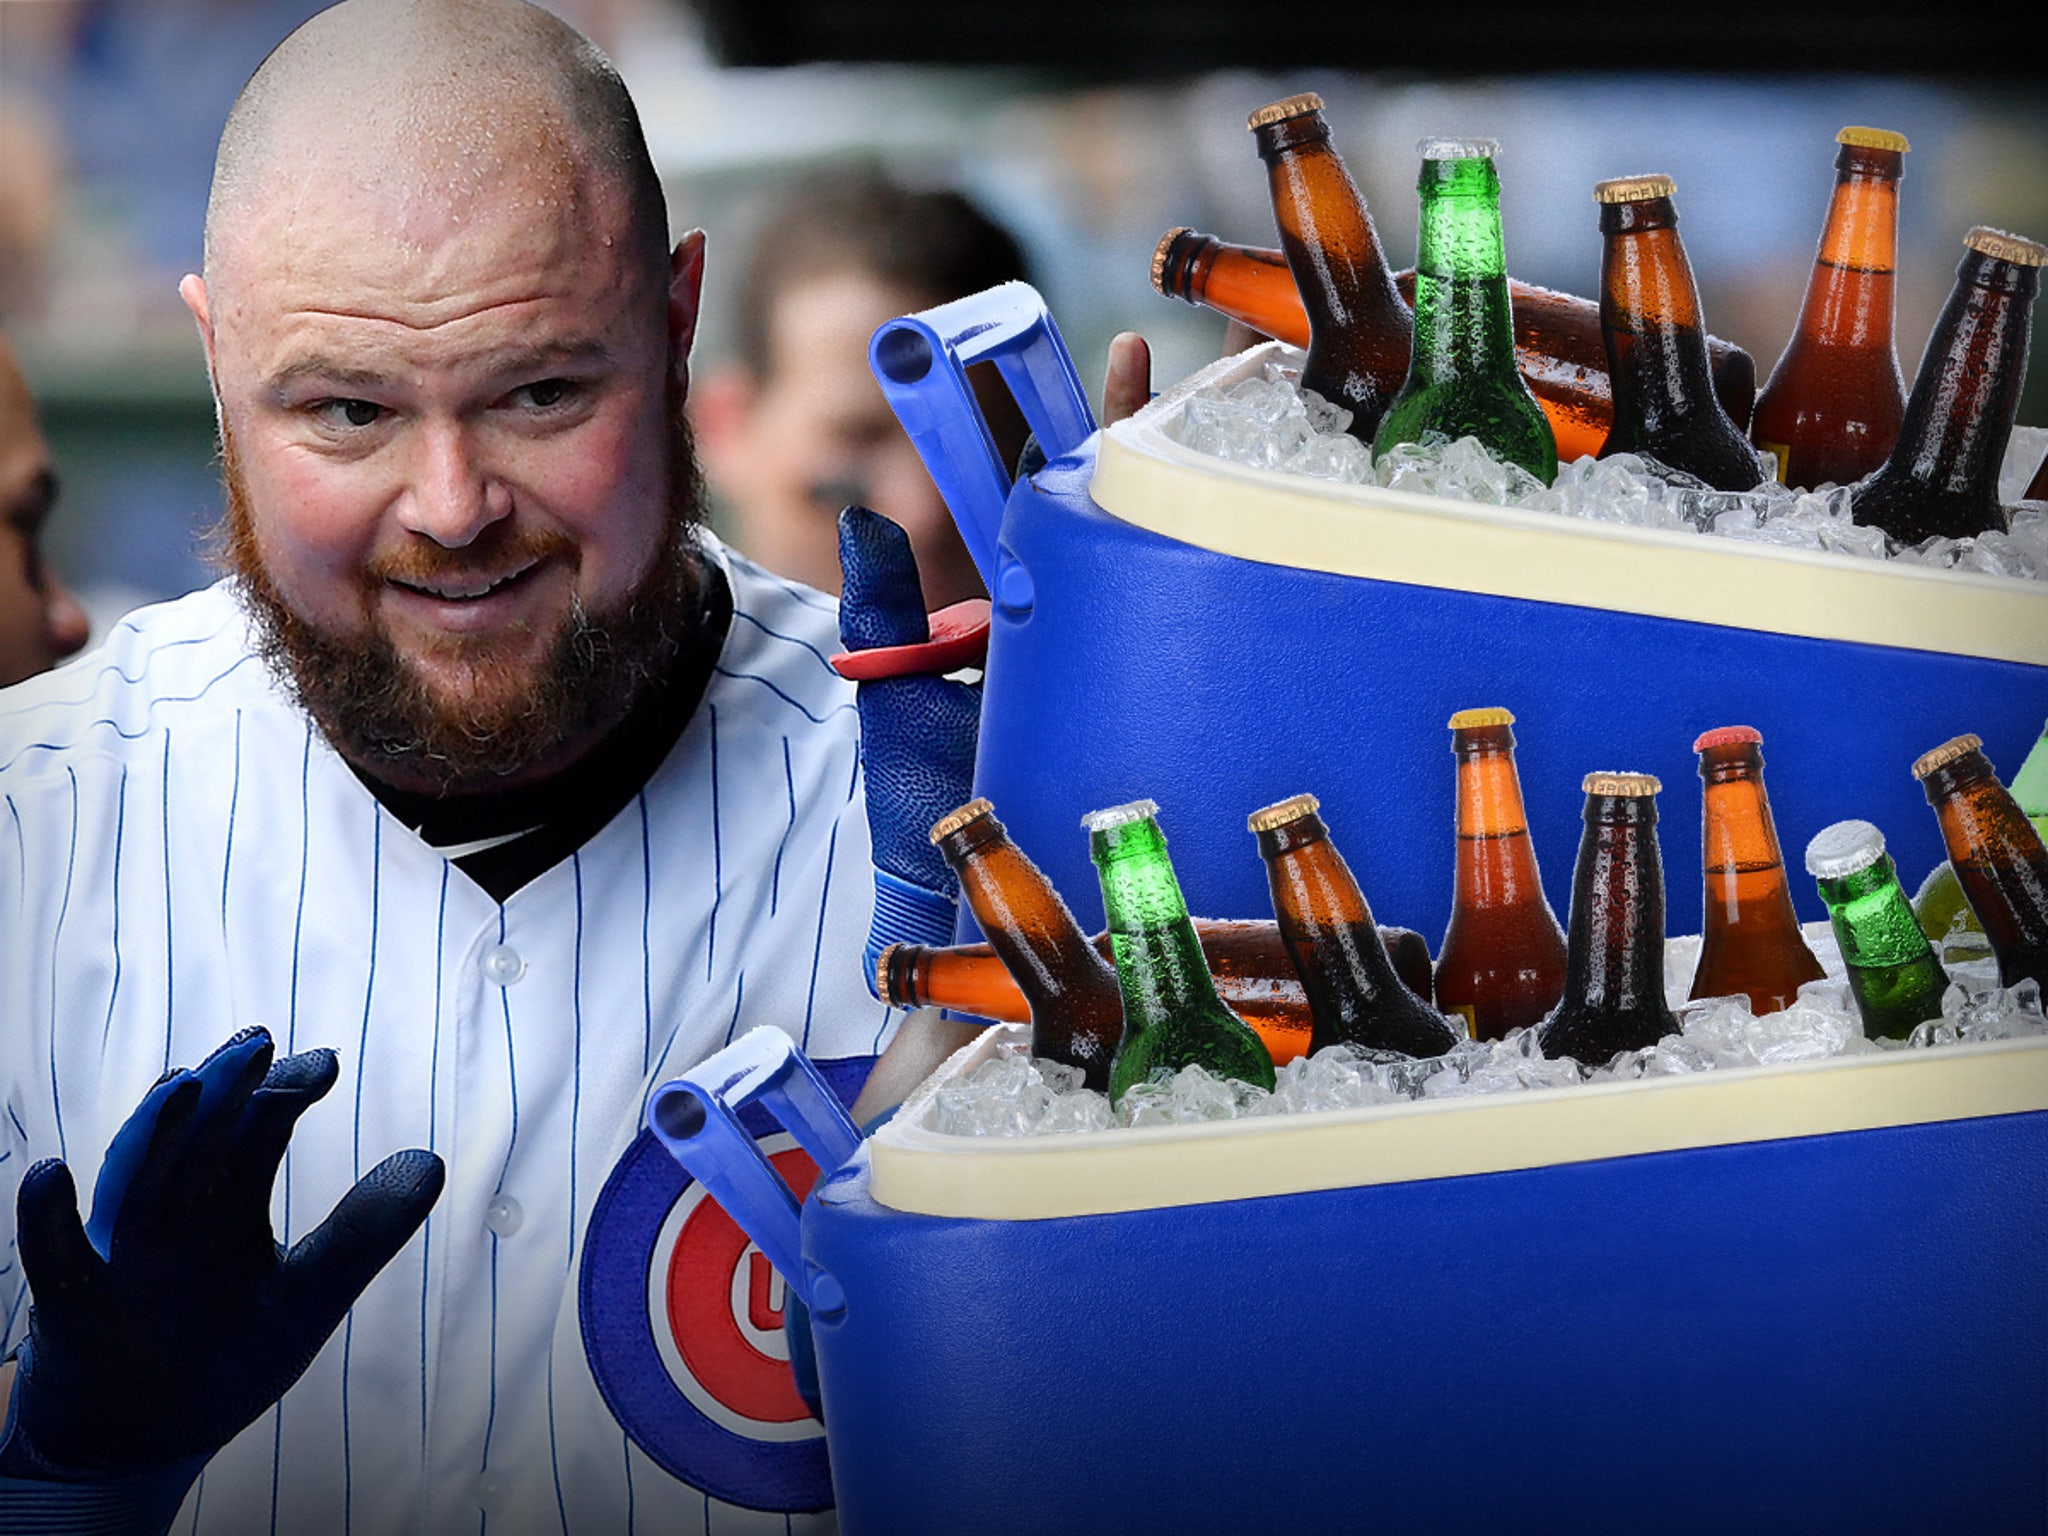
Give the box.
[315,399,385,428]
[515,379,577,410]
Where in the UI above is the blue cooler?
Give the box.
[652,1024,2048,1534]
[643,286,2048,1532]
[865,283,2048,940]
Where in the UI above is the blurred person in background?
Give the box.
[692,166,1031,607]
[0,330,90,684]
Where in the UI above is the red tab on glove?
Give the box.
[830,598,991,682]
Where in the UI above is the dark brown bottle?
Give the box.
[1248,93,1412,443]
[1595,174,1769,491]
[878,919,1436,1068]
[1849,227,2046,545]
[1749,128,1911,491]
[1912,734,2048,992]
[1250,794,1462,1059]
[1434,708,1569,1040]
[930,798,1123,1092]
[1689,726,1827,1013]
[1151,226,1758,466]
[1536,772,1679,1064]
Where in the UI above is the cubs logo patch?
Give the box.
[580,1054,870,1513]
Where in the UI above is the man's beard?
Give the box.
[217,403,709,795]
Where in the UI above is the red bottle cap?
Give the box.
[1693,725,1763,753]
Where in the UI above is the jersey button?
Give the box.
[485,1193,524,1238]
[481,944,525,986]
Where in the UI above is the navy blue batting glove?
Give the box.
[834,508,986,994]
[0,1027,443,1532]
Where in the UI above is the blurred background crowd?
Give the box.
[1,0,2045,638]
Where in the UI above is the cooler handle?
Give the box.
[868,280,1096,590]
[645,1027,861,1310]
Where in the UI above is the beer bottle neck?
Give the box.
[1453,744,1544,909]
[1800,160,1902,349]
[1258,127,1406,340]
[1816,855,1929,969]
[1156,231,1312,348]
[1873,250,2037,503]
[1561,802,1668,1012]
[1408,162,1517,383]
[1092,818,1226,1030]
[947,824,1111,1009]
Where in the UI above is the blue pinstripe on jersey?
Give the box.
[639,793,653,1075]
[49,768,80,1163]
[342,809,383,1535]
[160,730,174,1070]
[96,763,127,1058]
[709,666,857,728]
[480,906,521,1531]
[6,793,22,907]
[729,609,838,675]
[422,862,450,1460]
[220,711,241,938]
[771,739,795,918]
[706,702,722,983]
[0,621,238,722]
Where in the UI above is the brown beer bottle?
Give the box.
[929,798,1123,1092]
[1595,175,1769,491]
[1537,772,1679,1064]
[879,919,1437,1067]
[1250,794,1462,1059]
[1688,726,1826,1013]
[1912,734,2048,992]
[1434,708,1569,1040]
[1749,128,1911,490]
[1849,227,2046,545]
[1151,226,1758,466]
[1248,94,1412,443]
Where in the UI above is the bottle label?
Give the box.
[1757,441,1791,484]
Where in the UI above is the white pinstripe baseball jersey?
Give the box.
[0,532,903,1534]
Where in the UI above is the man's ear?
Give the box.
[667,229,707,400]
[178,273,219,393]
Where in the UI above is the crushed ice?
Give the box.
[1168,363,2048,582]
[918,919,2048,1137]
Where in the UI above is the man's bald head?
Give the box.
[204,0,668,294]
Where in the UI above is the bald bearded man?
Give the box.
[0,2,1161,1530]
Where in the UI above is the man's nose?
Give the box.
[399,422,512,546]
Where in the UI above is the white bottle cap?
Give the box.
[1804,819,1887,880]
[1081,799,1160,834]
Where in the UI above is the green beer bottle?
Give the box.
[1087,800,1278,1104]
[1373,138,1559,485]
[1805,819,1948,1041]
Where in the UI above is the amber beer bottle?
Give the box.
[1434,708,1569,1040]
[879,920,1435,1062]
[1248,93,1412,443]
[929,799,1123,1092]
[1152,227,1759,465]
[1249,794,1462,1059]
[1536,773,1678,1064]
[1849,227,2046,544]
[1688,726,1826,1013]
[1595,175,1768,491]
[1912,734,2048,992]
[1749,129,1911,490]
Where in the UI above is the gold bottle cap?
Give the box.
[1594,174,1676,204]
[1247,93,1324,132]
[1911,734,1985,781]
[1836,125,1910,153]
[1964,227,2048,267]
[1693,724,1763,753]
[874,945,901,1001]
[1582,771,1661,797]
[928,798,995,843]
[1151,228,1191,296]
[1448,706,1515,730]
[1247,793,1320,834]
[1805,818,1886,880]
